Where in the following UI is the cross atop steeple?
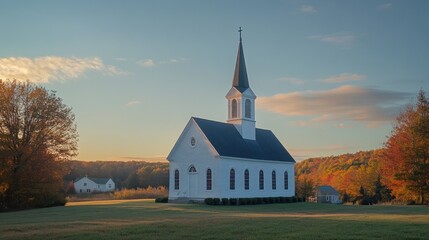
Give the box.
[238,27,243,41]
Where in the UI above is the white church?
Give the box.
[167,30,295,202]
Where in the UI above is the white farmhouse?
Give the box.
[167,30,296,202]
[74,176,115,194]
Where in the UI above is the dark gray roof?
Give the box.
[87,177,111,184]
[232,38,249,93]
[318,185,339,195]
[193,117,295,162]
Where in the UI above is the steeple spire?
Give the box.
[232,27,249,92]
[226,27,256,140]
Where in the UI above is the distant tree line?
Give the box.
[295,150,391,204]
[63,160,169,193]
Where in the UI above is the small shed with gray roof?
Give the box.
[313,185,341,204]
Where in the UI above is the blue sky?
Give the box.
[1,0,428,161]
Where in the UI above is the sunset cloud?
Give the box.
[322,73,366,83]
[126,100,141,106]
[0,56,122,83]
[105,65,127,76]
[309,33,356,45]
[257,85,410,124]
[138,58,186,67]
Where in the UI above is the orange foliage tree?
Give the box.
[381,89,429,204]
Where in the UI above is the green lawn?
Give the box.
[1,200,428,239]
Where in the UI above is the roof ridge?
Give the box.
[192,117,295,162]
[86,177,111,184]
[192,117,270,131]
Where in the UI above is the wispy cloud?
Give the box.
[0,56,123,83]
[138,59,156,67]
[126,100,141,106]
[138,58,187,67]
[277,77,305,85]
[115,57,127,61]
[106,65,127,76]
[258,85,410,125]
[309,33,356,45]
[301,5,316,13]
[322,73,366,83]
[378,3,392,10]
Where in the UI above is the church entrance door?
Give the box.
[188,165,198,199]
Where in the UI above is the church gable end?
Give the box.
[167,118,222,201]
[167,118,220,163]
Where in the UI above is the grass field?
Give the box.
[1,200,428,240]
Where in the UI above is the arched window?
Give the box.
[272,170,277,190]
[259,170,264,190]
[230,169,235,190]
[245,99,251,118]
[231,99,238,118]
[189,165,197,173]
[174,170,179,190]
[284,171,289,190]
[206,169,212,190]
[244,169,249,190]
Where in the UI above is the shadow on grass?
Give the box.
[10,214,429,240]
[1,201,428,240]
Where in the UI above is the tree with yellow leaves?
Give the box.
[0,80,78,210]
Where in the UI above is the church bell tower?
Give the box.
[226,27,256,140]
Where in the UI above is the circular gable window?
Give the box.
[190,137,196,147]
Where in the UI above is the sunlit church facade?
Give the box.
[167,31,295,202]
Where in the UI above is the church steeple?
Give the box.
[226,27,257,140]
[232,27,249,91]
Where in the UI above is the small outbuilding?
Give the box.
[312,185,341,204]
[74,176,115,194]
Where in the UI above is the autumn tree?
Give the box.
[373,176,392,203]
[295,174,315,201]
[0,80,78,210]
[382,89,429,204]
